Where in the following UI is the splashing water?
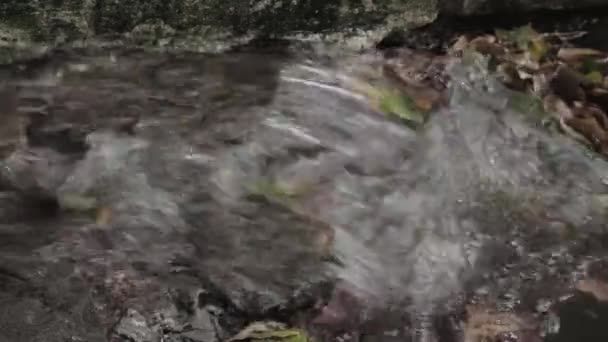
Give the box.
[0,46,606,341]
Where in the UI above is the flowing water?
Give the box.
[0,44,607,342]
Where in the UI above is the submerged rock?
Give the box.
[0,45,607,342]
[114,309,158,342]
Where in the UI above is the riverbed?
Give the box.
[0,41,607,342]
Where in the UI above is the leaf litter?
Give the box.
[450,24,608,157]
[360,23,608,340]
[368,23,608,159]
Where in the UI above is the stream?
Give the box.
[0,42,607,342]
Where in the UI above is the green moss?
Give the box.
[0,0,440,49]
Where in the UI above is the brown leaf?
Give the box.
[564,110,608,155]
[581,103,608,129]
[469,36,506,58]
[576,278,608,302]
[382,64,445,111]
[450,35,469,54]
[550,65,588,104]
[543,94,573,119]
[497,62,528,91]
[587,87,608,113]
[511,52,541,71]
[557,48,605,64]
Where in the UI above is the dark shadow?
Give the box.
[546,293,608,342]
[377,6,608,52]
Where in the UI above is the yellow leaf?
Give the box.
[527,37,548,62]
[585,71,603,84]
[378,89,425,124]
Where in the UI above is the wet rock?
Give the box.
[0,0,439,50]
[114,309,158,342]
[179,307,219,342]
[0,84,80,205]
[0,85,23,159]
[1,44,608,342]
[1,146,78,202]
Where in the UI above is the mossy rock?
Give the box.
[0,0,440,49]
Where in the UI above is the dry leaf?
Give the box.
[557,48,605,64]
[517,68,535,80]
[559,116,591,146]
[383,64,444,112]
[587,87,608,113]
[582,103,608,129]
[497,62,527,91]
[469,36,505,57]
[564,112,608,155]
[450,35,469,54]
[576,278,608,302]
[511,52,541,71]
[544,94,573,119]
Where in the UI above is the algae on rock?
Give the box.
[0,0,440,50]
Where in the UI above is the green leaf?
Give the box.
[585,71,603,84]
[527,36,549,62]
[377,88,426,125]
[496,24,541,51]
[227,322,314,342]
